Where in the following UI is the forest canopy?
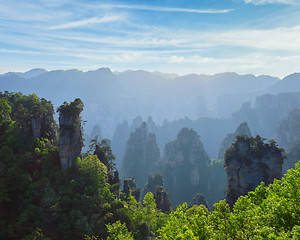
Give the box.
[0,92,299,239]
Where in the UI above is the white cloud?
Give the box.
[169,55,213,64]
[48,15,124,30]
[111,53,144,62]
[0,0,70,22]
[0,48,41,55]
[95,4,233,14]
[244,0,298,5]
[212,26,300,51]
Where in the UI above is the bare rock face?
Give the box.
[31,112,56,140]
[275,108,300,150]
[225,135,284,207]
[158,128,210,205]
[58,99,83,169]
[217,122,251,160]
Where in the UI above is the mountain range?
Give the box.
[1,68,299,138]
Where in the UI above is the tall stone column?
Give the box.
[58,99,83,169]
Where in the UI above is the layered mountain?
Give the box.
[266,73,300,94]
[3,68,47,79]
[112,90,300,170]
[1,68,287,138]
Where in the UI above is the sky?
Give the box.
[0,0,300,78]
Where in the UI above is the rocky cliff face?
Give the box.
[225,135,284,207]
[58,99,83,169]
[122,122,160,188]
[157,128,210,205]
[123,178,140,201]
[275,108,300,150]
[112,116,144,173]
[143,173,171,212]
[154,186,172,213]
[143,173,164,196]
[31,112,56,140]
[217,122,251,160]
[255,92,300,113]
[232,92,300,139]
[283,141,300,174]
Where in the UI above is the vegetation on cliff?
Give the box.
[1,92,300,239]
[225,135,285,207]
[58,98,84,169]
[217,122,251,160]
[158,164,300,239]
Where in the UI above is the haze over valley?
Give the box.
[1,68,300,176]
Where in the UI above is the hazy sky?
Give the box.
[0,0,299,77]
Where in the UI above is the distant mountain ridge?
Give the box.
[266,73,300,93]
[0,68,299,138]
[3,68,47,79]
[0,68,284,101]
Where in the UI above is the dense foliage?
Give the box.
[158,164,300,239]
[143,173,172,213]
[0,93,166,239]
[1,92,300,239]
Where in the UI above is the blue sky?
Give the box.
[0,0,299,77]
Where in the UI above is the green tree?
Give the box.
[106,221,133,240]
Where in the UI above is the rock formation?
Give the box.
[31,112,56,140]
[283,141,300,174]
[207,159,227,207]
[217,122,251,160]
[112,116,144,173]
[154,186,172,213]
[157,128,210,205]
[232,92,300,139]
[112,120,130,172]
[123,178,140,201]
[189,193,209,209]
[122,122,160,188]
[255,92,300,115]
[225,135,284,207]
[275,108,300,150]
[58,99,83,169]
[83,124,103,152]
[142,173,171,212]
[143,173,164,197]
